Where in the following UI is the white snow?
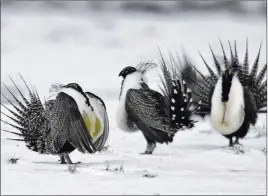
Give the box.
[1,8,266,195]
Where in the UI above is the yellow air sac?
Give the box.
[83,115,103,142]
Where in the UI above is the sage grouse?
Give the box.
[116,59,198,154]
[179,40,267,146]
[1,75,109,164]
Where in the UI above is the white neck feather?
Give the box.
[116,72,143,132]
[86,95,104,125]
[120,72,143,100]
[59,88,93,116]
[210,74,245,135]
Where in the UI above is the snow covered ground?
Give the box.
[1,8,266,195]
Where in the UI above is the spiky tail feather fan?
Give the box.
[178,40,267,116]
[178,54,214,117]
[157,51,199,132]
[1,75,50,154]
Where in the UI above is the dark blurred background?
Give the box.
[1,1,266,17]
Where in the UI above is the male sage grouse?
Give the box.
[116,58,199,155]
[1,75,109,164]
[179,40,267,147]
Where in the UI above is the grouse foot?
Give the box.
[63,154,81,165]
[140,143,156,155]
[59,155,67,164]
[230,143,245,154]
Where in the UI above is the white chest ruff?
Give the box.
[116,72,142,132]
[210,75,245,135]
[59,88,104,142]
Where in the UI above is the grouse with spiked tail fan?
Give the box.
[116,58,198,154]
[1,76,109,164]
[179,40,267,146]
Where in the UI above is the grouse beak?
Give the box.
[118,71,123,77]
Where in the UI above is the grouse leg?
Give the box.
[228,137,244,154]
[228,137,233,147]
[59,155,67,164]
[140,134,156,155]
[64,154,81,164]
[234,137,241,145]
